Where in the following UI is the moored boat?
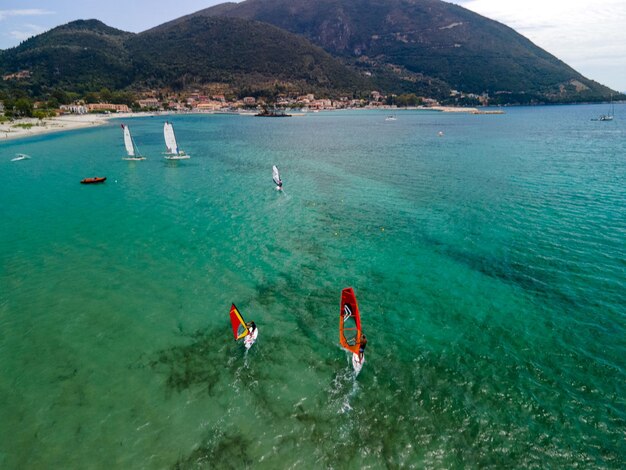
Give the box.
[255,106,291,117]
[80,177,107,184]
[593,95,615,121]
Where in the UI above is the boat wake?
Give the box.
[340,379,360,414]
[329,356,361,415]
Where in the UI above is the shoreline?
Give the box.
[0,106,499,143]
[1,114,109,142]
[0,112,162,143]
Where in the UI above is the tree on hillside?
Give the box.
[84,92,100,104]
[394,93,421,107]
[99,88,113,103]
[14,98,34,117]
[52,89,71,105]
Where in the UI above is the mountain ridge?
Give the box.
[189,0,615,101]
[0,1,618,104]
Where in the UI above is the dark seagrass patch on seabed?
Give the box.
[147,326,235,395]
[172,429,254,470]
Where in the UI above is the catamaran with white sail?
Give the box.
[163,121,190,159]
[121,124,146,160]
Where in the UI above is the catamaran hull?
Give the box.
[123,157,146,161]
[164,155,190,160]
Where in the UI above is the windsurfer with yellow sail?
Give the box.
[229,304,258,350]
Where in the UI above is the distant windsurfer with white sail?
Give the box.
[272,165,283,190]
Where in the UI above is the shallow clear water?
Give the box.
[1,106,625,468]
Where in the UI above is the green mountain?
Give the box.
[0,17,368,100]
[184,0,615,103]
[130,16,367,94]
[0,20,135,94]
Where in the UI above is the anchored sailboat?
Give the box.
[339,287,365,374]
[163,122,190,159]
[229,304,258,350]
[599,99,614,121]
[593,95,615,121]
[121,125,146,160]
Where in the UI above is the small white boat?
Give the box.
[121,125,146,160]
[385,115,397,121]
[11,153,30,161]
[163,122,190,159]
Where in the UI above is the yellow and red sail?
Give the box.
[339,287,362,355]
[229,304,249,340]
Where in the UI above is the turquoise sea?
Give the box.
[1,106,624,468]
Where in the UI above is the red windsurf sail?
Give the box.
[229,304,249,340]
[339,287,362,354]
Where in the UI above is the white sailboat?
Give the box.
[121,124,146,160]
[599,100,614,121]
[594,95,615,121]
[163,122,190,159]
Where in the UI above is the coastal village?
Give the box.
[53,91,477,114]
[0,80,500,140]
[55,93,438,114]
[1,67,491,118]
[0,86,501,140]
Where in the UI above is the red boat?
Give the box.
[80,177,107,184]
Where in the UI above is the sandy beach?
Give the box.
[1,114,107,141]
[0,112,160,142]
